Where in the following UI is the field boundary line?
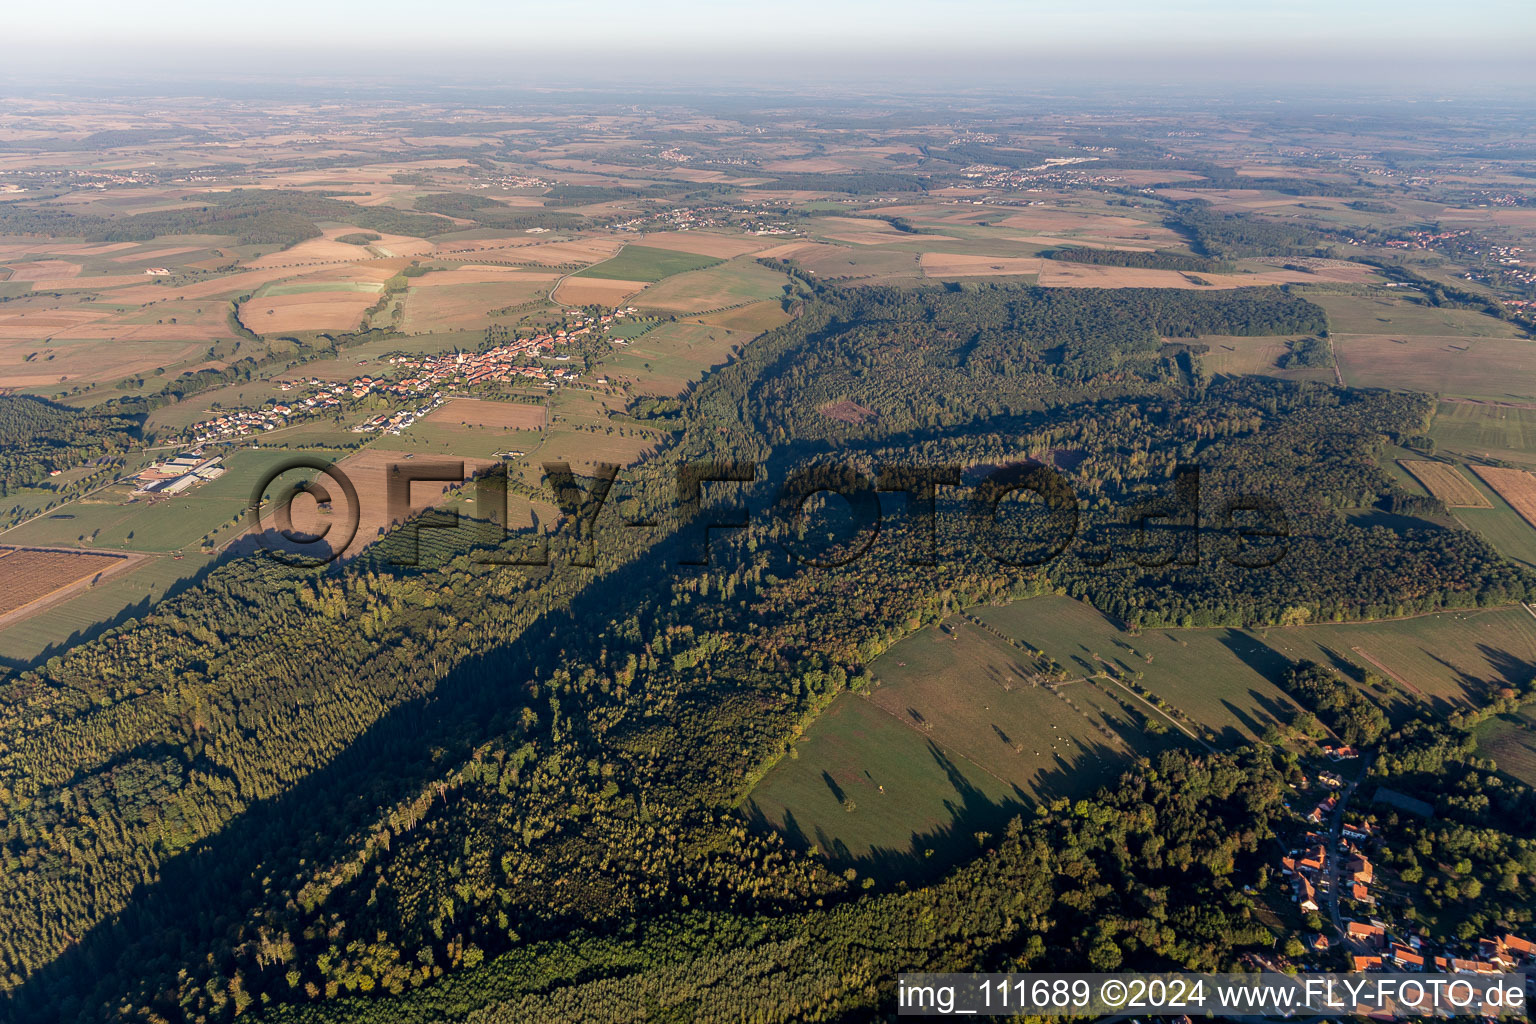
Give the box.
[550,243,628,305]
[1092,673,1215,752]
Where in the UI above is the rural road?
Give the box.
[549,242,628,306]
[1324,751,1377,939]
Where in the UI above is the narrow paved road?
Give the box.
[1324,751,1377,939]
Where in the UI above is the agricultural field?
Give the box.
[1188,334,1336,383]
[1313,294,1525,338]
[239,290,379,335]
[0,447,301,554]
[629,232,775,259]
[630,259,789,313]
[598,321,747,395]
[551,277,647,306]
[275,447,499,561]
[1398,460,1491,507]
[0,550,213,667]
[1334,333,1536,400]
[1430,401,1536,470]
[0,546,139,622]
[974,596,1305,744]
[572,244,722,282]
[400,276,553,333]
[1471,466,1536,530]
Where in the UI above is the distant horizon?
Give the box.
[6,0,1536,98]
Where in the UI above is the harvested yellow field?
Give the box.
[634,232,775,258]
[6,260,82,281]
[552,277,647,306]
[506,239,624,265]
[1472,466,1536,530]
[920,253,1043,277]
[1399,460,1492,507]
[753,241,835,261]
[427,398,546,431]
[410,267,559,287]
[279,449,499,561]
[241,291,379,334]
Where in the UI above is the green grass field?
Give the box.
[1431,401,1536,469]
[631,260,789,313]
[0,448,312,553]
[1452,487,1536,569]
[573,245,722,282]
[974,597,1305,743]
[597,322,746,395]
[1314,294,1524,337]
[745,695,1025,866]
[1474,705,1536,786]
[1246,607,1536,710]
[1191,334,1336,383]
[749,593,1536,870]
[1335,333,1536,401]
[746,612,1181,867]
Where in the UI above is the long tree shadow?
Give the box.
[3,515,782,1021]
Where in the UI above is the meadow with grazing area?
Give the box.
[974,596,1304,743]
[744,695,1023,864]
[746,614,1180,866]
[599,321,746,395]
[1314,293,1525,337]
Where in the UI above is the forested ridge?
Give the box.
[0,280,1530,1023]
[0,395,142,496]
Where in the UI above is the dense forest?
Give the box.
[0,395,141,496]
[0,279,1530,1024]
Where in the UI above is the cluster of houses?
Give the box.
[968,163,1129,192]
[1279,777,1535,976]
[1281,819,1377,918]
[182,313,620,444]
[1346,921,1536,975]
[132,452,225,495]
[353,395,446,436]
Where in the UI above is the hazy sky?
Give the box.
[7,0,1535,90]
